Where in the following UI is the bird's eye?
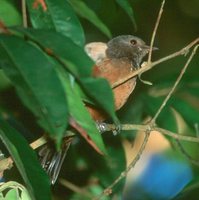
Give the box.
[130,39,137,45]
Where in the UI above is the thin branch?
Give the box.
[151,38,199,67]
[156,127,199,143]
[112,37,199,89]
[151,44,199,123]
[101,123,199,143]
[148,0,165,63]
[93,131,151,200]
[30,136,47,149]
[22,0,28,28]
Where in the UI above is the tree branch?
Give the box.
[93,131,151,200]
[112,38,199,89]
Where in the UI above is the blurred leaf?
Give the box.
[175,178,199,200]
[171,108,199,160]
[96,137,126,190]
[68,0,112,38]
[0,34,68,145]
[115,0,137,31]
[0,71,11,90]
[184,83,199,97]
[0,0,22,26]
[57,66,107,154]
[142,94,178,132]
[25,0,84,46]
[14,28,93,77]
[0,118,51,200]
[171,97,199,128]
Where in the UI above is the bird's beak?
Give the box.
[142,45,158,52]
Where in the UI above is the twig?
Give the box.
[93,131,151,200]
[156,127,199,143]
[113,0,165,88]
[148,0,165,63]
[102,123,199,143]
[151,44,199,123]
[29,136,47,149]
[59,178,93,199]
[151,38,199,67]
[22,0,28,28]
[112,37,199,89]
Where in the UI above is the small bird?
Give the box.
[86,35,156,121]
[39,35,156,184]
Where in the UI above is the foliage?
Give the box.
[0,0,199,200]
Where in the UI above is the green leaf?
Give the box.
[57,67,107,154]
[13,28,118,123]
[115,0,137,31]
[25,0,84,46]
[0,118,51,200]
[171,97,199,127]
[14,28,93,77]
[0,34,68,145]
[81,77,118,124]
[68,0,112,38]
[0,0,22,26]
[4,189,18,200]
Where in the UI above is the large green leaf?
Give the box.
[14,28,93,77]
[25,0,84,46]
[68,0,112,38]
[0,34,68,145]
[0,118,51,200]
[13,28,118,124]
[115,0,137,31]
[57,66,107,154]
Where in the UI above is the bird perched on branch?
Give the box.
[85,35,156,121]
[40,35,157,184]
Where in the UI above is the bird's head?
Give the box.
[106,35,157,68]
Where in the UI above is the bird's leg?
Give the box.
[96,121,121,135]
[96,121,108,133]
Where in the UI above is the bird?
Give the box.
[85,35,156,121]
[39,35,157,184]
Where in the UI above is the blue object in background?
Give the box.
[123,154,193,200]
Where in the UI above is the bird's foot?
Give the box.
[96,122,121,135]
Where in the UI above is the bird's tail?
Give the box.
[38,136,73,184]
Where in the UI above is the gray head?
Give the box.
[106,35,156,68]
